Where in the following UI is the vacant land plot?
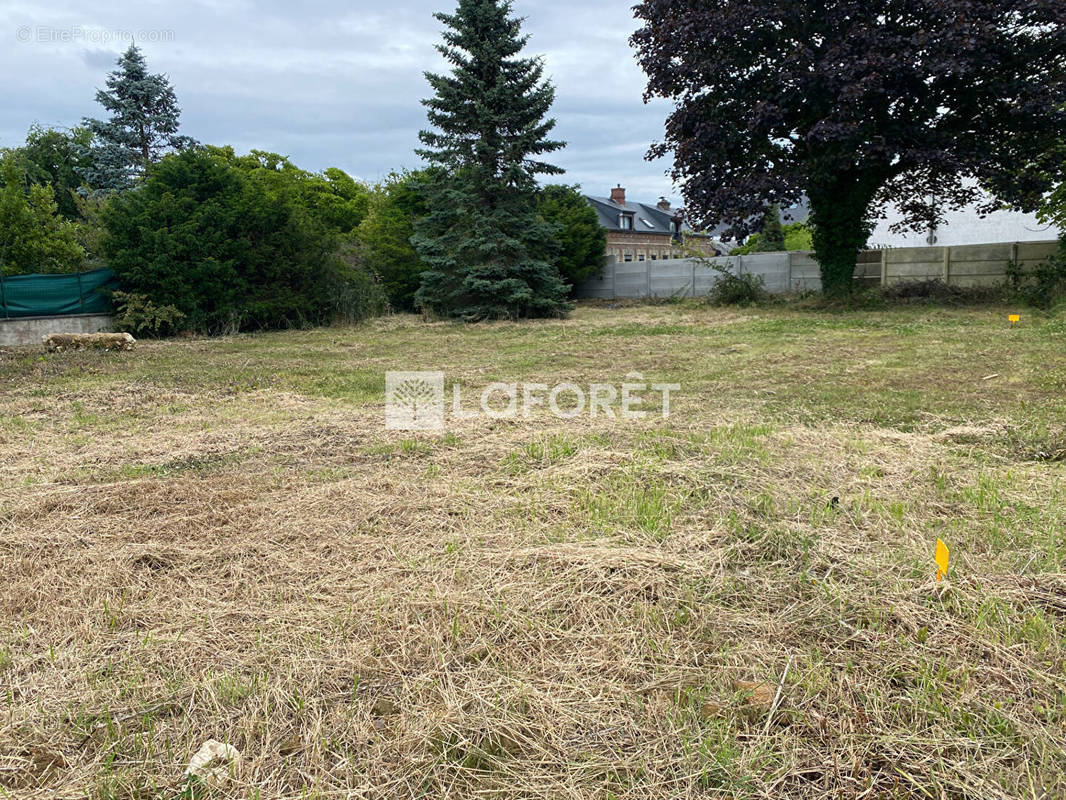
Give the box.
[1,305,1064,799]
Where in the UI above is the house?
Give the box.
[583,186,722,263]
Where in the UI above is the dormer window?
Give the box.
[619,213,634,230]
[669,220,680,233]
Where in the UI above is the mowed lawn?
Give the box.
[1,304,1064,799]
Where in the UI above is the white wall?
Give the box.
[869,187,1059,248]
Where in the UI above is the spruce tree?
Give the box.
[83,44,196,191]
[413,0,571,320]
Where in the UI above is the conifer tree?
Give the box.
[754,206,786,252]
[413,0,571,319]
[83,44,196,191]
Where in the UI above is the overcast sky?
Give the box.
[0,0,680,203]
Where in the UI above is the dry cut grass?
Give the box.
[0,304,1064,799]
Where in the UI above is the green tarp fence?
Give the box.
[0,268,118,318]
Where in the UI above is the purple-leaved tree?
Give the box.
[631,1,1066,295]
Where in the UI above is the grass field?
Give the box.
[1,304,1064,799]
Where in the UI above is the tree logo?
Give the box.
[386,371,445,430]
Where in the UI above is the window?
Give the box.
[669,220,679,233]
[640,218,656,229]
[623,251,633,262]
[650,254,657,261]
[638,253,645,262]
[619,214,634,231]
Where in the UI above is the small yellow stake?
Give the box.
[935,538,950,581]
[1009,314,1020,326]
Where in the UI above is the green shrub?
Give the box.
[102,149,383,334]
[706,264,772,306]
[355,170,433,311]
[1005,237,1066,308]
[111,291,187,337]
[878,279,1005,305]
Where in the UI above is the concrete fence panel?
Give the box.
[650,260,697,298]
[787,252,822,292]
[573,240,1060,300]
[742,253,792,293]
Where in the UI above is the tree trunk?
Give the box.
[808,174,877,297]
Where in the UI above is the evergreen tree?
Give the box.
[83,44,196,191]
[754,205,785,252]
[413,0,571,320]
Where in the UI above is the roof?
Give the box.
[582,194,810,248]
[583,196,685,236]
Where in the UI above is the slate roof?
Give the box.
[583,193,810,249]
[583,196,684,235]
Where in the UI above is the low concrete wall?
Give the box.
[575,240,1059,299]
[0,313,115,347]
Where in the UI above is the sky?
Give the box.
[0,0,680,204]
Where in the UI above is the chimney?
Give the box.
[610,185,626,205]
[657,197,671,211]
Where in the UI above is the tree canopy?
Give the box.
[4,125,93,220]
[0,155,85,275]
[413,0,571,319]
[632,0,1066,294]
[355,170,433,311]
[101,149,382,333]
[536,185,606,290]
[208,147,370,235]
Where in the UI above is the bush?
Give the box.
[331,245,388,323]
[878,279,1004,305]
[111,291,187,337]
[355,170,432,311]
[102,149,384,334]
[705,262,772,306]
[1005,237,1066,308]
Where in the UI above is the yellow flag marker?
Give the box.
[935,538,950,581]
[1009,314,1020,326]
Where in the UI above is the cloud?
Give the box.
[0,0,678,202]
